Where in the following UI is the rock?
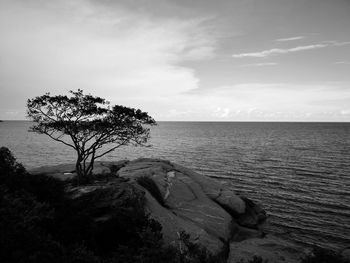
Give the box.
[142,188,226,253]
[118,159,234,254]
[342,247,350,261]
[172,163,246,214]
[231,225,265,242]
[31,158,271,257]
[28,160,128,180]
[228,235,306,263]
[237,197,267,228]
[29,163,76,180]
[115,158,268,255]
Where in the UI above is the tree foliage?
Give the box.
[27,90,156,182]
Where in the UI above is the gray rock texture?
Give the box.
[116,158,259,254]
[30,158,308,262]
[228,235,306,263]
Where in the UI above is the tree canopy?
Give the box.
[27,89,156,182]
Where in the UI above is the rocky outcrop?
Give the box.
[116,159,268,254]
[30,158,306,262]
[228,235,305,263]
[342,247,350,262]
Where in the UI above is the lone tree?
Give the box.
[27,89,156,183]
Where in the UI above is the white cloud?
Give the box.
[0,0,215,117]
[239,62,278,67]
[232,41,350,58]
[275,36,305,42]
[213,107,231,118]
[181,82,350,121]
[335,61,350,65]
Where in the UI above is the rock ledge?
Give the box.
[30,158,307,262]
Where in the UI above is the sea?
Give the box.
[0,121,349,251]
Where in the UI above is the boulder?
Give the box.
[142,188,226,253]
[172,163,246,214]
[116,158,267,254]
[29,163,76,180]
[30,158,270,256]
[117,159,233,253]
[29,160,128,180]
[341,247,350,262]
[236,197,267,229]
[228,235,306,263]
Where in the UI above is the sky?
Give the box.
[1,0,350,121]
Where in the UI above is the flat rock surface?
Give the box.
[29,161,127,179]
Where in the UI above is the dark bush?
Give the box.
[0,147,223,263]
[0,147,66,205]
[0,187,65,263]
[0,147,26,175]
[247,255,268,263]
[0,147,65,262]
[136,175,167,207]
[178,231,226,263]
[301,247,350,263]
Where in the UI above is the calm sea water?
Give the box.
[1,121,349,250]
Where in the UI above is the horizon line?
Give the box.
[2,119,350,123]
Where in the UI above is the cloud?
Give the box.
[213,107,231,118]
[275,36,305,42]
[239,62,278,67]
[335,61,350,65]
[183,82,350,121]
[232,41,350,58]
[0,0,216,119]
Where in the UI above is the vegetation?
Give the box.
[246,256,267,263]
[0,147,224,263]
[177,231,226,263]
[300,247,350,263]
[27,90,156,183]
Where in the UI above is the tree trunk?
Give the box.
[75,153,84,185]
[85,149,96,179]
[75,160,81,185]
[87,158,94,177]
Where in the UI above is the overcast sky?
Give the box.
[1,0,350,121]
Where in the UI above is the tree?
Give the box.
[27,89,156,183]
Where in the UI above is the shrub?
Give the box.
[247,256,268,263]
[0,147,225,263]
[177,231,226,263]
[301,247,350,263]
[0,147,66,205]
[0,147,26,175]
[0,147,65,262]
